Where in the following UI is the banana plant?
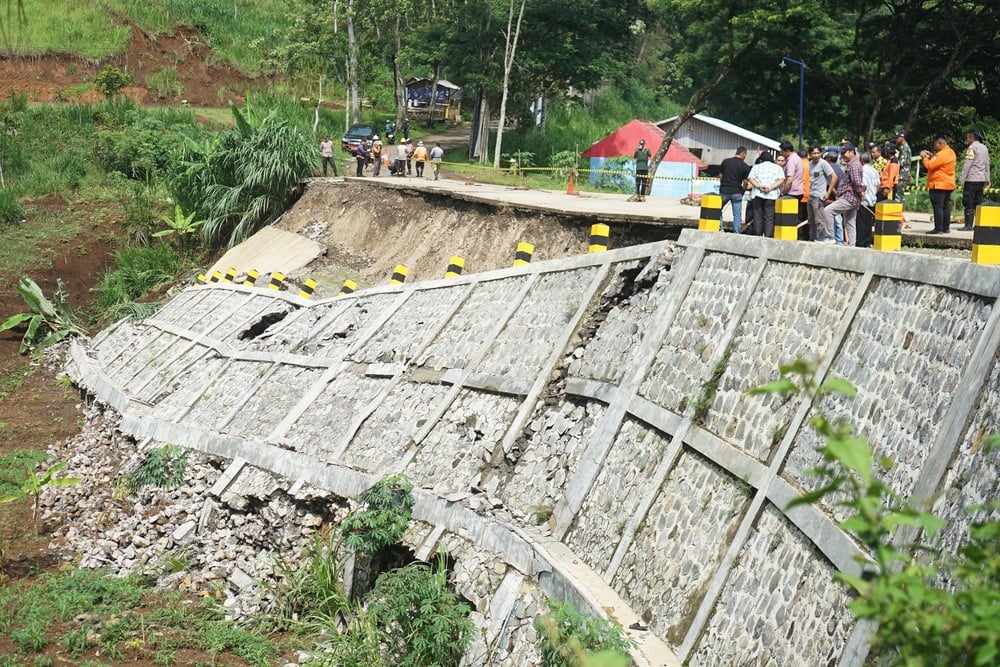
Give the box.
[152,204,204,248]
[0,277,85,354]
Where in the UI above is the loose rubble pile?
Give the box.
[41,399,350,621]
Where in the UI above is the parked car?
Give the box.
[341,124,378,154]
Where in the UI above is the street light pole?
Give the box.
[780,56,806,151]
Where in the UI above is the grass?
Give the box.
[102,0,292,73]
[0,0,131,58]
[0,568,280,665]
[0,0,290,73]
[0,210,83,275]
[92,243,184,323]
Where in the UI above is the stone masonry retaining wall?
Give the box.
[68,230,1000,666]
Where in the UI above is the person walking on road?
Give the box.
[959,129,990,231]
[319,136,337,177]
[413,141,429,177]
[920,134,957,234]
[430,143,445,180]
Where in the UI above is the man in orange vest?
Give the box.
[920,134,956,234]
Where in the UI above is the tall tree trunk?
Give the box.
[493,0,526,169]
[649,36,760,181]
[393,16,406,131]
[427,63,441,127]
[346,0,361,124]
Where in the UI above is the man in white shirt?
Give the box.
[959,129,991,231]
[429,143,445,180]
[856,152,880,247]
[319,136,337,177]
[745,152,787,237]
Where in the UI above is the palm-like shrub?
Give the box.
[169,99,316,248]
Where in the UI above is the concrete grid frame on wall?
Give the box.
[67,229,1000,667]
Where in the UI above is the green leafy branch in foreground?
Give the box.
[0,276,86,354]
[751,359,1000,666]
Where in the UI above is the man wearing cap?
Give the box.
[822,144,864,245]
[412,140,429,177]
[959,129,990,231]
[894,132,912,201]
[633,139,652,201]
[920,134,957,234]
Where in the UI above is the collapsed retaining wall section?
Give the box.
[68,230,1000,666]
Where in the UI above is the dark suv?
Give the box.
[341,124,378,154]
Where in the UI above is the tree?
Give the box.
[493,0,526,168]
[645,0,826,180]
[94,65,132,102]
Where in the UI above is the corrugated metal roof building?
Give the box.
[656,114,780,170]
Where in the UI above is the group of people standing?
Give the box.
[319,135,446,181]
[715,128,990,245]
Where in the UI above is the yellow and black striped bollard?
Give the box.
[268,272,285,291]
[773,196,799,240]
[873,200,903,251]
[244,269,260,287]
[589,224,609,253]
[698,193,722,232]
[223,267,237,283]
[338,279,357,296]
[445,256,465,278]
[513,242,534,266]
[390,265,408,285]
[299,278,317,299]
[972,203,1000,265]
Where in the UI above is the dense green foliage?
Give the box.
[753,360,1000,666]
[114,444,189,498]
[94,65,131,102]
[341,473,415,554]
[168,100,316,248]
[535,599,634,667]
[365,555,473,667]
[92,243,182,322]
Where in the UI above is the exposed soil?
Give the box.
[0,22,259,107]
[277,178,666,289]
[0,195,119,576]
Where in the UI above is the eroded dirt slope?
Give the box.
[277,181,622,286]
[1,23,256,107]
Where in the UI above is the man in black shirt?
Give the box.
[719,146,751,233]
